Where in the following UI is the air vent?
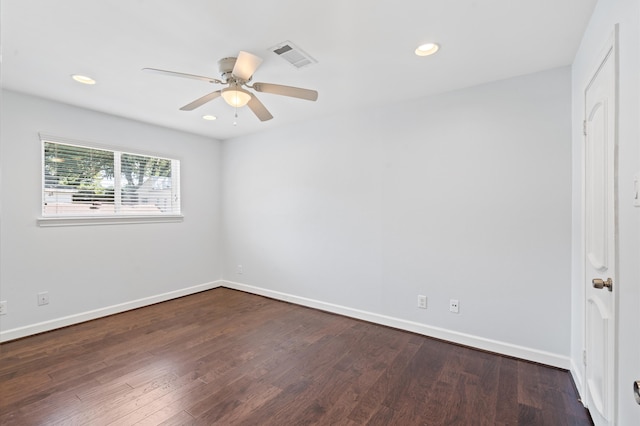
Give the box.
[269,40,317,69]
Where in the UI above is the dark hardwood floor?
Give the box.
[0,288,592,425]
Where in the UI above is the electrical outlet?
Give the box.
[449,299,459,313]
[0,301,7,315]
[417,295,427,309]
[37,292,49,306]
[237,264,244,274]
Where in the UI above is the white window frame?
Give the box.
[38,134,183,227]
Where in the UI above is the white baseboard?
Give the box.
[2,280,573,370]
[570,357,586,405]
[0,281,223,342]
[221,280,571,370]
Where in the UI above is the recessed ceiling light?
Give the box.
[202,115,217,121]
[71,74,96,85]
[415,43,440,56]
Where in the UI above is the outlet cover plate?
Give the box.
[418,295,427,309]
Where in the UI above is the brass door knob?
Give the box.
[592,277,613,291]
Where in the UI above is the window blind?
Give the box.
[43,140,180,217]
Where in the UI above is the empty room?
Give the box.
[1,0,639,425]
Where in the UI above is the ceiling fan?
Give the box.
[143,51,318,122]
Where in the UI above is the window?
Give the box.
[42,137,181,222]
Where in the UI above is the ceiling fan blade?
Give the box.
[179,90,222,111]
[142,68,222,84]
[252,82,318,101]
[247,94,273,122]
[232,51,263,81]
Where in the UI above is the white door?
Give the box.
[583,30,617,426]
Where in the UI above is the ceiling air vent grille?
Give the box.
[269,41,317,69]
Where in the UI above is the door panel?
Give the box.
[585,101,608,271]
[584,31,617,426]
[586,298,610,415]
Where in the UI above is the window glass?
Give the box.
[43,140,180,217]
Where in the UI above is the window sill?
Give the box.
[37,215,184,227]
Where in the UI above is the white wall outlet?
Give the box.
[0,301,7,315]
[37,291,49,306]
[417,295,427,309]
[236,264,244,274]
[449,299,459,313]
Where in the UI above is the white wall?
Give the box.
[222,67,573,365]
[571,0,640,423]
[0,90,223,340]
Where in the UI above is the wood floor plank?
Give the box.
[0,383,84,425]
[495,356,520,425]
[110,375,207,425]
[346,340,422,423]
[0,288,593,425]
[154,410,196,426]
[198,379,282,425]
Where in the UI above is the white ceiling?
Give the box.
[1,0,597,141]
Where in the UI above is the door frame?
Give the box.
[581,25,619,425]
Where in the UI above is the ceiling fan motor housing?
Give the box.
[218,57,238,83]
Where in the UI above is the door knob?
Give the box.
[592,277,613,291]
[634,380,640,405]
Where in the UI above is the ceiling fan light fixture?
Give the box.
[221,85,251,108]
[415,43,440,56]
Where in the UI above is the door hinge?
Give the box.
[583,120,587,136]
[583,349,587,366]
